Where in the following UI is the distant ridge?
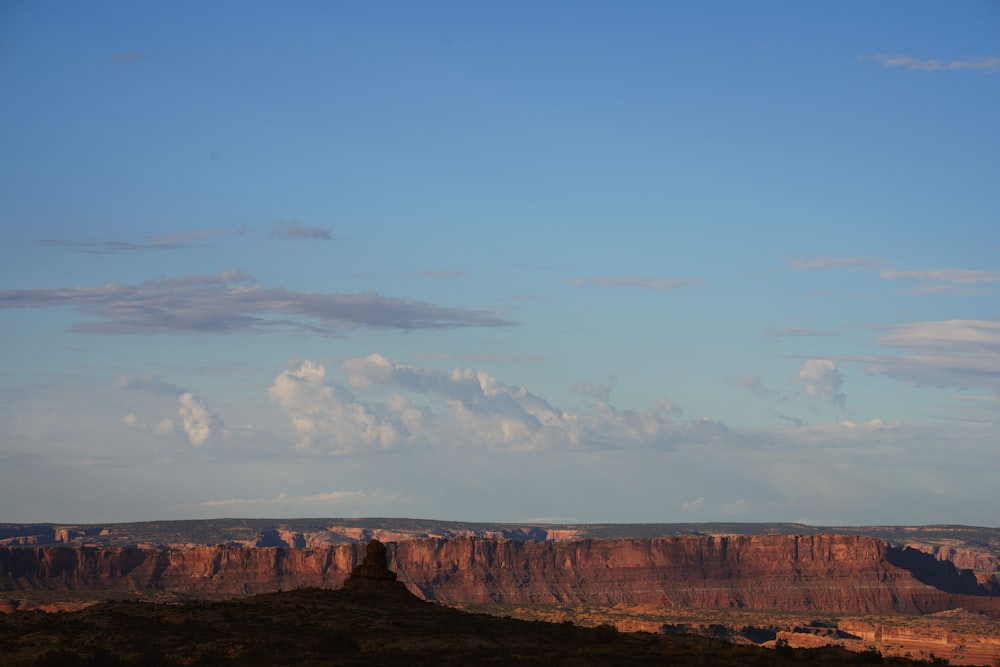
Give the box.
[2,517,998,550]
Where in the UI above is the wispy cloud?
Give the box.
[148,229,229,244]
[879,268,1000,294]
[950,395,1000,405]
[570,380,614,402]
[113,50,141,64]
[415,352,543,363]
[420,270,466,281]
[860,320,1000,394]
[181,490,375,509]
[270,221,332,240]
[0,269,514,335]
[736,375,779,400]
[765,327,836,338]
[870,54,1000,73]
[569,276,700,290]
[113,373,186,396]
[790,257,883,271]
[36,229,228,254]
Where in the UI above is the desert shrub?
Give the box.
[854,647,883,664]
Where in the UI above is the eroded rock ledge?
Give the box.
[3,534,999,616]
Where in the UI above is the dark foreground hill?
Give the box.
[0,583,938,667]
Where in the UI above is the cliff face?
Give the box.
[3,535,999,616]
[389,535,1000,615]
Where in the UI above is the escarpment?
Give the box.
[3,535,999,616]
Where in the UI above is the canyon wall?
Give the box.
[3,535,1000,616]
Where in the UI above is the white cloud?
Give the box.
[871,54,1000,73]
[792,359,846,409]
[122,411,175,437]
[569,276,700,290]
[178,392,221,446]
[269,356,695,454]
[268,360,414,453]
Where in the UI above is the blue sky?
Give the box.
[1,1,998,525]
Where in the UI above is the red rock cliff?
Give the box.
[3,535,999,616]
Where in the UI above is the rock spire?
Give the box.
[342,539,411,595]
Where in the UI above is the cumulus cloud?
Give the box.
[790,256,883,271]
[269,356,697,454]
[122,412,177,437]
[792,359,847,409]
[870,54,1000,73]
[569,276,700,290]
[863,320,1000,393]
[268,360,414,453]
[270,221,331,240]
[0,269,512,334]
[178,392,221,446]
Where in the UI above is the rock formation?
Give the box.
[342,539,411,596]
[3,535,999,617]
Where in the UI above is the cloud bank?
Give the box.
[268,355,699,455]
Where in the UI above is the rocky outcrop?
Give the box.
[908,543,1000,576]
[342,539,411,596]
[3,535,999,616]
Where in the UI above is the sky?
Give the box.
[1,1,998,526]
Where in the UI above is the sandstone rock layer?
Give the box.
[3,535,999,616]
